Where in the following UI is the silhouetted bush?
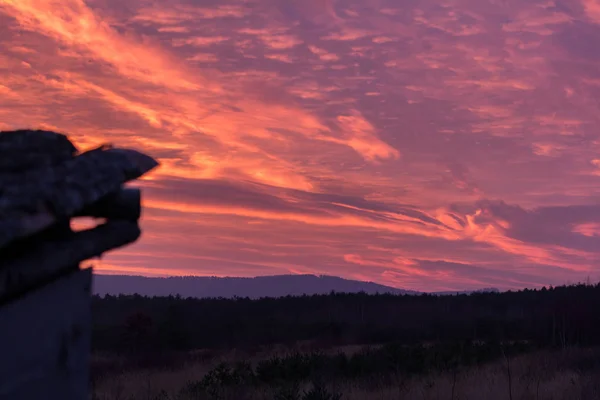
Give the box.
[177,340,533,399]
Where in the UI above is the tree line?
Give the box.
[91,282,600,354]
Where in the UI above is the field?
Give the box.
[91,344,600,400]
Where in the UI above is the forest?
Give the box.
[90,283,600,400]
[93,283,599,353]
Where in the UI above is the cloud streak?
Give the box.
[2,0,600,291]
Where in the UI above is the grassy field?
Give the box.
[91,344,600,400]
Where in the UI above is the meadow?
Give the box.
[91,343,600,400]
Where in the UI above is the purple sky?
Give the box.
[2,0,600,291]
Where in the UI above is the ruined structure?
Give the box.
[0,130,158,399]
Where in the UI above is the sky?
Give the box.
[1,0,600,292]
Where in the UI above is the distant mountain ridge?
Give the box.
[92,274,498,298]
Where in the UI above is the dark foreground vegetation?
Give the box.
[92,345,600,399]
[91,282,600,399]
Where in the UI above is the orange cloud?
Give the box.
[0,0,205,90]
[336,112,400,161]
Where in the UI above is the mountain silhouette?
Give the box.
[92,274,421,298]
[92,274,498,298]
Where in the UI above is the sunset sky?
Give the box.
[2,0,600,291]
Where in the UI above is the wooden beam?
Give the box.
[0,220,140,302]
[0,268,92,400]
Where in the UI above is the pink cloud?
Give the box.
[2,0,600,291]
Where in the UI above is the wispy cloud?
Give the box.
[2,0,600,291]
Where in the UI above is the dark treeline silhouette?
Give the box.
[92,282,600,354]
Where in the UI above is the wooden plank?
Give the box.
[0,220,140,302]
[0,268,92,400]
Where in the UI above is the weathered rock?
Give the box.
[0,129,157,400]
[0,129,77,172]
[0,220,141,302]
[0,130,159,251]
